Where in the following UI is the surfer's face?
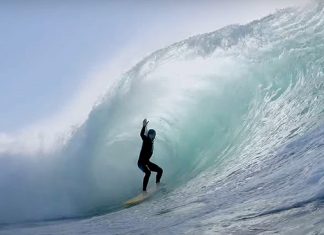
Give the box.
[148,133,155,141]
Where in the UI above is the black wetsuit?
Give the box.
[138,126,163,191]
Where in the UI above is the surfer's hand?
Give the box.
[143,119,149,127]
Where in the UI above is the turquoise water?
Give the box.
[0,1,324,234]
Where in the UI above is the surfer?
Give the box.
[138,119,163,192]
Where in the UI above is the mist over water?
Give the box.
[0,1,324,234]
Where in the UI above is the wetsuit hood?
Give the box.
[148,129,156,141]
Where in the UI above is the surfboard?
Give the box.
[124,185,159,208]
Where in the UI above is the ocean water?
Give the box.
[0,1,324,234]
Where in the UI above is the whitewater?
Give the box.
[1,1,324,234]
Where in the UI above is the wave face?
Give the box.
[0,1,324,233]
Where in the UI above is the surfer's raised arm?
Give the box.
[140,119,149,140]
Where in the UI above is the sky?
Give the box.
[0,0,309,151]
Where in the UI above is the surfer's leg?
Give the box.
[143,168,151,191]
[138,162,151,191]
[147,162,163,183]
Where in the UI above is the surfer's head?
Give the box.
[148,129,156,141]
